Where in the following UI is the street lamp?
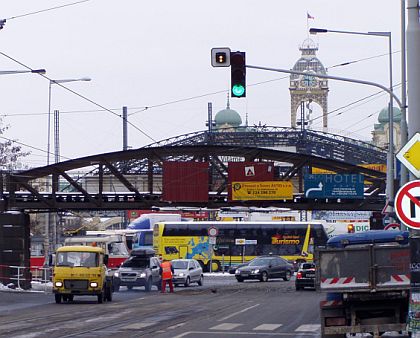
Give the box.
[309,27,397,212]
[0,69,46,75]
[47,77,91,165]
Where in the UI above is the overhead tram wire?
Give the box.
[4,0,92,21]
[0,51,157,144]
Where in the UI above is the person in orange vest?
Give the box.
[159,259,174,293]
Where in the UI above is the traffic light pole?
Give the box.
[246,64,403,214]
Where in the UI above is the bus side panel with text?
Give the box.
[153,221,328,271]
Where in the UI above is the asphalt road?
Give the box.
[0,274,410,338]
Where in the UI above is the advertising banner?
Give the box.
[231,181,293,201]
[304,174,364,199]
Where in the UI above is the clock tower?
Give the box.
[289,38,329,132]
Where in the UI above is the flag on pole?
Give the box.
[307,12,315,19]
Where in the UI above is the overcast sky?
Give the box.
[0,1,403,168]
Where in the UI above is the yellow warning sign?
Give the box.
[231,181,293,201]
[396,132,420,178]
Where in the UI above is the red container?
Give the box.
[228,162,275,200]
[162,162,209,202]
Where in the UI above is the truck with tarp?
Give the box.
[316,230,410,338]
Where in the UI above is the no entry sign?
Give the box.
[395,180,420,229]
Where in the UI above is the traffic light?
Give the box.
[230,51,246,98]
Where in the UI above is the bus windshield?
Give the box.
[132,230,153,250]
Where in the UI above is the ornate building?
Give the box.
[371,106,402,151]
[289,39,329,132]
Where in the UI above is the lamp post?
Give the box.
[47,77,91,165]
[309,27,397,213]
[0,69,45,75]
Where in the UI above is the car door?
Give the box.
[276,257,288,278]
[150,257,160,284]
[271,258,284,278]
[188,260,198,282]
[192,260,201,282]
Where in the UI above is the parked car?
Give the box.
[171,259,203,287]
[228,262,249,274]
[295,262,316,290]
[235,255,294,282]
[113,248,161,292]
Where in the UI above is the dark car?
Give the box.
[113,249,161,292]
[295,262,316,290]
[235,256,293,282]
[228,262,249,274]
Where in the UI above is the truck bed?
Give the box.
[315,243,410,293]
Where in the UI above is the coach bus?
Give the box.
[153,221,328,272]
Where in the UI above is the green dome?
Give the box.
[215,107,242,127]
[378,106,401,123]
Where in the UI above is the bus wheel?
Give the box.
[207,261,220,273]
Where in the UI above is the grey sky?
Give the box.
[1,1,402,168]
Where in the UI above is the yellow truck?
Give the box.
[52,245,113,304]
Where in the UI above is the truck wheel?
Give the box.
[145,278,152,292]
[55,294,62,304]
[97,291,104,303]
[106,286,113,302]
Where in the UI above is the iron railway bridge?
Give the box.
[0,126,387,213]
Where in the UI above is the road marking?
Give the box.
[173,331,311,337]
[217,303,260,321]
[253,324,282,331]
[295,324,320,332]
[210,323,243,330]
[168,322,187,330]
[124,322,156,329]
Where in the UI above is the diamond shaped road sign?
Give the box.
[396,132,420,178]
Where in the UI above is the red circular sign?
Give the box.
[395,180,420,229]
[384,223,400,230]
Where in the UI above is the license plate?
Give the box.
[306,274,315,278]
[241,273,249,277]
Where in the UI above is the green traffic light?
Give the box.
[232,84,245,97]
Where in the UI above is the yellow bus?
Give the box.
[153,221,328,272]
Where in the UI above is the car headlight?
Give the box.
[179,273,185,277]
[90,282,98,288]
[235,269,239,274]
[114,272,119,278]
[139,273,146,278]
[54,281,63,287]
[252,269,260,274]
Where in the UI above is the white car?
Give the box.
[171,259,203,287]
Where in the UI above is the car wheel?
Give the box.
[198,275,203,286]
[184,277,190,287]
[114,283,120,292]
[283,270,292,281]
[295,284,302,291]
[236,277,244,282]
[145,278,152,292]
[260,271,268,282]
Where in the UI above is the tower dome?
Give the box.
[215,98,242,129]
[378,106,401,123]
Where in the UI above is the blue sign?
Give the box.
[304,174,364,199]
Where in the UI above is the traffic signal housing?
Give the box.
[230,51,246,98]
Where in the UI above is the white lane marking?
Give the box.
[253,324,283,331]
[295,324,321,332]
[173,331,304,337]
[210,323,243,330]
[124,322,155,329]
[217,303,260,321]
[167,322,187,330]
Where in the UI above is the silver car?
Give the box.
[171,259,203,287]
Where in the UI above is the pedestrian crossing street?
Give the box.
[208,322,320,332]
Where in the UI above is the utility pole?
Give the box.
[123,106,128,151]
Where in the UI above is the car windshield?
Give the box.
[121,257,148,268]
[56,251,98,267]
[249,258,272,266]
[172,261,188,269]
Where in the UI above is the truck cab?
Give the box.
[52,245,113,304]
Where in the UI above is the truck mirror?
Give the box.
[104,254,109,265]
